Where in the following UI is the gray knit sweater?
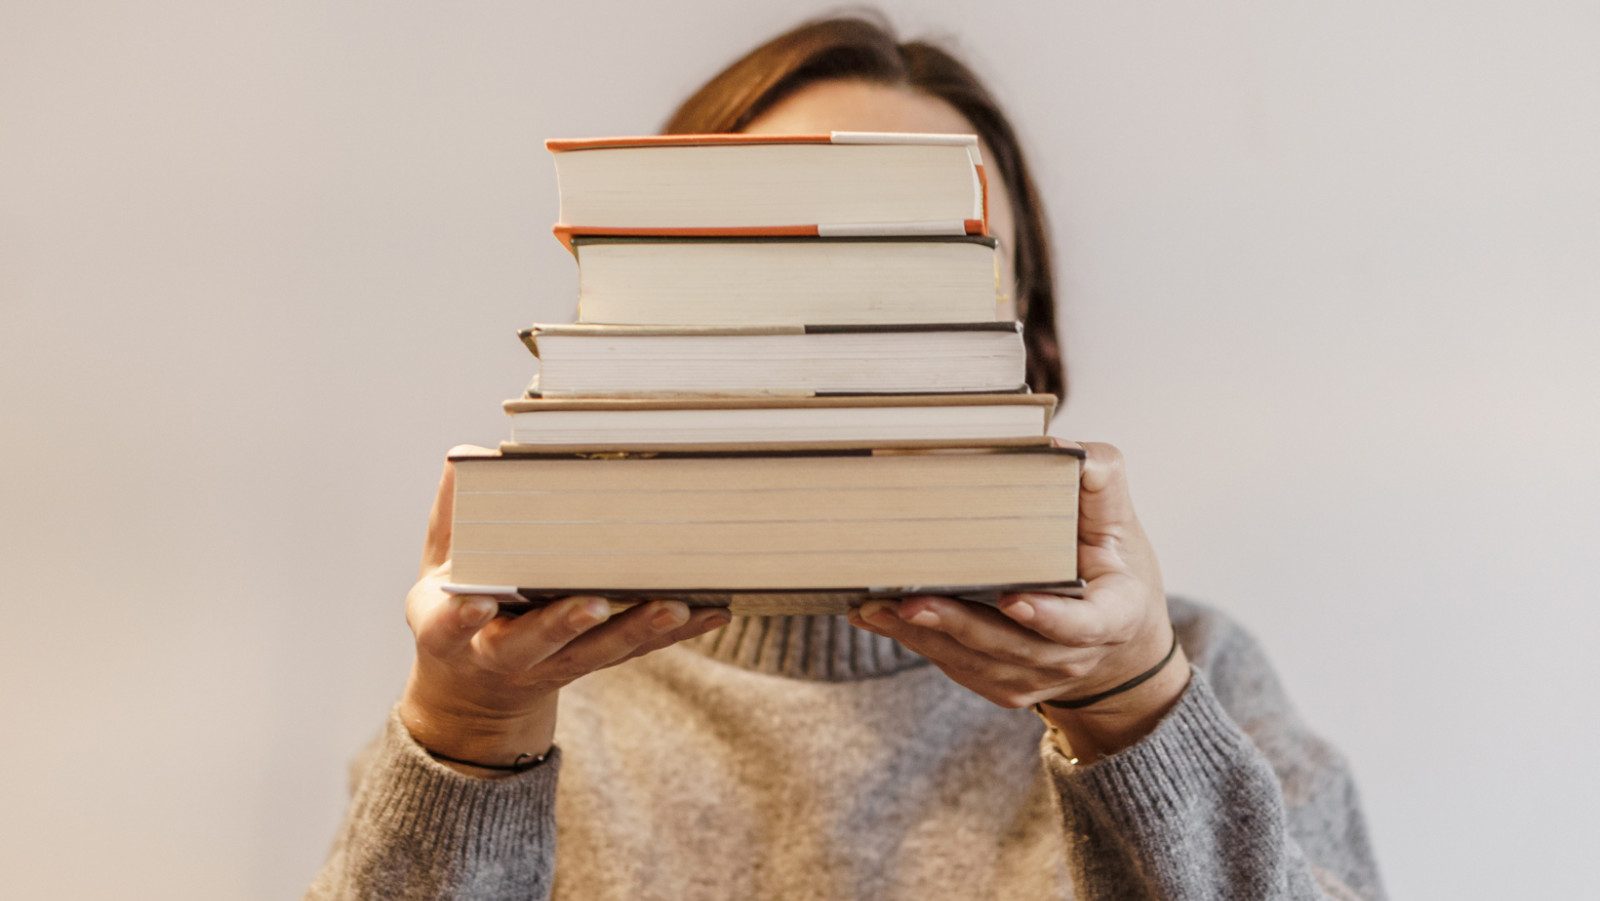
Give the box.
[307,598,1385,900]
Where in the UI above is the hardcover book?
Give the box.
[442,444,1084,616]
[500,393,1055,452]
[519,321,1027,397]
[572,235,1001,326]
[548,132,988,247]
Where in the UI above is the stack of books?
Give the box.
[444,133,1084,615]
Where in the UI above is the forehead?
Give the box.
[742,80,976,136]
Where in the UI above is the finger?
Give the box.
[530,600,694,676]
[848,605,1046,708]
[613,606,733,664]
[657,605,734,646]
[890,594,1077,668]
[995,586,1143,650]
[420,444,496,576]
[471,595,616,673]
[849,601,1039,687]
[410,589,501,660]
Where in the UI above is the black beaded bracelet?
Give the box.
[1037,626,1180,711]
[423,746,553,773]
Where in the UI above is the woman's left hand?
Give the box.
[846,441,1190,761]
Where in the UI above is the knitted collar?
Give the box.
[679,614,929,681]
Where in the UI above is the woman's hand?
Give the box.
[397,446,733,777]
[846,441,1189,762]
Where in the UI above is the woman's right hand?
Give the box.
[397,446,733,778]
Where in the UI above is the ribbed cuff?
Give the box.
[349,707,563,864]
[1042,668,1271,833]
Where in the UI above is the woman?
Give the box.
[309,16,1385,900]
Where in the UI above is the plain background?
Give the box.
[3,1,1596,897]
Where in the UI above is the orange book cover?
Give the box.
[547,132,988,251]
[545,134,835,152]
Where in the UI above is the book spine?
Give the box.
[546,134,833,152]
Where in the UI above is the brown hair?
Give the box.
[662,14,1066,401]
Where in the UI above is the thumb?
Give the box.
[421,444,496,576]
[1064,441,1141,542]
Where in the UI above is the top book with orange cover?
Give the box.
[547,132,988,249]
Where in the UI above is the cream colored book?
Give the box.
[548,132,988,243]
[572,235,1000,326]
[499,393,1055,452]
[519,321,1027,397]
[442,444,1084,616]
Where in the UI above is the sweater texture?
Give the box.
[307,598,1385,900]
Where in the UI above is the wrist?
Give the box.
[1037,642,1191,762]
[399,665,560,773]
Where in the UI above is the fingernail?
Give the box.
[702,612,733,631]
[567,598,609,629]
[651,603,688,631]
[859,600,893,623]
[461,597,497,627]
[908,609,940,628]
[1004,599,1036,622]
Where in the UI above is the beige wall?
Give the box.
[2,2,1596,897]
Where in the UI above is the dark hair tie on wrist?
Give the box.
[1037,625,1180,711]
[423,746,553,773]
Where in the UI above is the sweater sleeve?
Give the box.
[1041,600,1386,901]
[304,707,562,901]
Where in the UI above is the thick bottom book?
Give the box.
[443,444,1083,616]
